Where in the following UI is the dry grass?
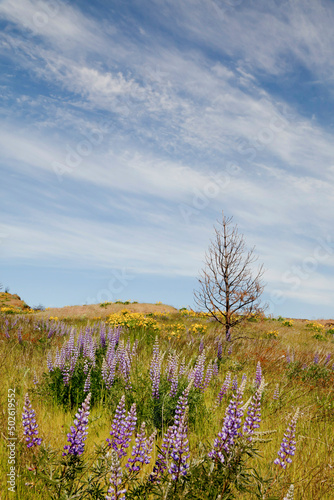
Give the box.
[36,302,178,319]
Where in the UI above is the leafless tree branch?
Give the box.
[194,211,266,340]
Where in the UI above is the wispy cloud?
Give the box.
[1,0,334,315]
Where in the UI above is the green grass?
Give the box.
[0,311,334,499]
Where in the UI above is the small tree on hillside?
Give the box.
[194,212,265,341]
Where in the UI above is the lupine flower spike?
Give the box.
[273,383,279,400]
[232,375,238,392]
[215,371,231,407]
[150,382,192,483]
[22,394,42,448]
[274,408,299,469]
[63,392,91,456]
[106,449,126,500]
[243,378,265,441]
[209,379,246,463]
[283,484,294,500]
[126,422,157,473]
[254,361,262,388]
[84,370,91,393]
[107,396,137,458]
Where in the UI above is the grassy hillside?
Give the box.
[0,292,31,313]
[38,301,178,319]
[0,305,333,499]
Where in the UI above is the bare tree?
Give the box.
[194,212,265,341]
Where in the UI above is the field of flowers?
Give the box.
[0,306,334,499]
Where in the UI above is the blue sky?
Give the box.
[1,0,334,319]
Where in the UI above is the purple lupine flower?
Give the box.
[170,368,179,397]
[243,380,264,441]
[83,359,90,375]
[209,381,246,463]
[106,341,116,365]
[273,384,279,400]
[174,383,192,427]
[215,371,232,406]
[314,353,319,364]
[217,342,223,360]
[274,408,299,469]
[227,345,232,356]
[324,354,331,366]
[126,422,157,473]
[66,329,75,357]
[166,351,179,382]
[47,353,53,372]
[47,326,55,339]
[62,365,71,386]
[150,384,192,483]
[202,362,213,392]
[169,409,190,481]
[83,331,91,358]
[232,375,238,392]
[69,346,80,374]
[17,329,23,344]
[106,356,117,389]
[199,339,204,354]
[192,352,206,390]
[114,325,122,345]
[100,325,106,349]
[33,372,38,385]
[150,426,174,483]
[4,323,10,339]
[117,341,132,390]
[106,396,137,458]
[150,338,163,399]
[63,393,91,456]
[22,394,42,448]
[106,449,126,500]
[126,422,147,472]
[107,396,126,450]
[213,359,219,378]
[125,337,136,363]
[254,361,262,388]
[88,340,96,368]
[102,358,109,384]
[59,346,67,370]
[84,370,91,393]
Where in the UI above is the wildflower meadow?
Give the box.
[1,305,334,499]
